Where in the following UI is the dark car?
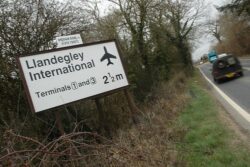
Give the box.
[212,54,243,83]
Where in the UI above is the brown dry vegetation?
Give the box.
[214,2,250,56]
[0,72,190,166]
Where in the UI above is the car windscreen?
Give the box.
[213,56,238,70]
[227,57,236,65]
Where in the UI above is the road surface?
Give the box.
[199,58,250,131]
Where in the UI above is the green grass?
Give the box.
[176,74,250,167]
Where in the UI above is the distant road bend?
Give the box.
[199,58,250,131]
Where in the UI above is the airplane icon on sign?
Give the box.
[100,46,117,66]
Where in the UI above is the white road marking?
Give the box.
[199,68,250,123]
[244,67,250,71]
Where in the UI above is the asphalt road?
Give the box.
[199,58,250,130]
[241,58,250,71]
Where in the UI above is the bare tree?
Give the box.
[218,0,250,16]
[107,0,163,72]
[214,11,250,55]
[205,19,222,43]
[83,1,124,42]
[163,0,206,69]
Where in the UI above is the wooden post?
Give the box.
[95,98,105,133]
[124,89,140,123]
[55,110,65,135]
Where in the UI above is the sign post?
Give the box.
[55,109,65,135]
[123,89,140,123]
[17,39,140,134]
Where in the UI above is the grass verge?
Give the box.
[176,71,250,167]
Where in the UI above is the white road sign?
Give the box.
[56,34,83,48]
[18,40,129,113]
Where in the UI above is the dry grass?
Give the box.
[0,72,190,166]
[98,72,190,167]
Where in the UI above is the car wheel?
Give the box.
[239,71,244,77]
[214,78,218,83]
[214,77,220,84]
